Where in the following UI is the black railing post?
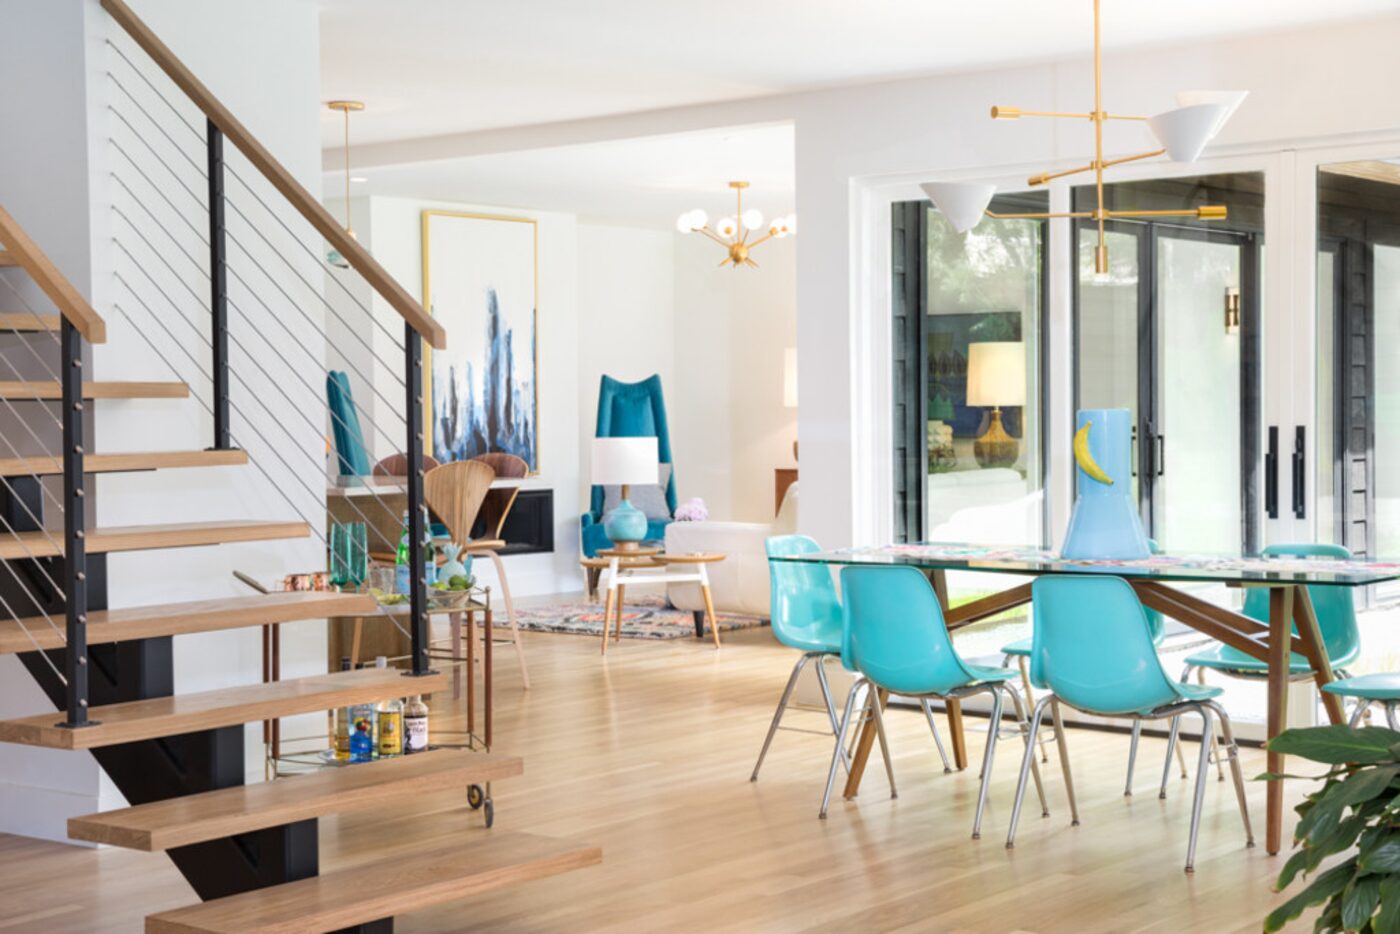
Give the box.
[206,118,231,450]
[60,318,92,728]
[404,323,430,676]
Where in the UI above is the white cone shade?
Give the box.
[921,181,996,233]
[1175,90,1248,140]
[1148,102,1230,163]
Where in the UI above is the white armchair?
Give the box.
[665,484,798,617]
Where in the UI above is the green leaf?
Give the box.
[1306,814,1367,873]
[1334,767,1400,809]
[1269,726,1400,765]
[1360,833,1400,873]
[1297,791,1348,845]
[1375,876,1400,933]
[1277,849,1310,892]
[1342,875,1382,931]
[1265,860,1358,933]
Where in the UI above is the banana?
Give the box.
[1073,420,1114,485]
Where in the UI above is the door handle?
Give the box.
[1155,434,1165,477]
[1130,424,1138,477]
[1292,426,1306,519]
[1265,426,1278,519]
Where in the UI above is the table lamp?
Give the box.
[966,341,1025,468]
[591,436,659,550]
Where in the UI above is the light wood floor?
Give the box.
[0,622,1311,933]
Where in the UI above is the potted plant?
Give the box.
[1264,724,1400,932]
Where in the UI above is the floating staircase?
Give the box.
[0,2,599,924]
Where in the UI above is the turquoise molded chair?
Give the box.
[751,535,853,784]
[327,370,371,477]
[1323,674,1400,729]
[824,565,1046,837]
[1007,576,1253,872]
[1166,543,1361,787]
[580,375,676,557]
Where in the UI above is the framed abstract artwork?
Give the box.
[421,211,539,472]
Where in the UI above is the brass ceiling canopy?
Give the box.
[921,0,1247,276]
[676,181,795,269]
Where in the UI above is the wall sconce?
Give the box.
[1224,287,1241,335]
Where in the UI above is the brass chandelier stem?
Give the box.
[1092,0,1108,274]
[343,106,352,232]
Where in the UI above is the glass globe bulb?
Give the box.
[676,212,694,233]
[741,208,764,231]
[715,216,738,238]
[689,209,707,230]
[785,215,797,235]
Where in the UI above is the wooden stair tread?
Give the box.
[0,666,448,749]
[0,380,189,399]
[0,448,249,477]
[70,748,522,850]
[0,591,376,654]
[144,831,601,934]
[0,312,60,332]
[0,519,310,560]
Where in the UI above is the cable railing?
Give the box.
[93,0,447,681]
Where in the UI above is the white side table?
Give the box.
[589,549,726,654]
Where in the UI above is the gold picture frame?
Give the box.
[421,210,541,474]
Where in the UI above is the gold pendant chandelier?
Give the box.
[676,181,795,268]
[326,99,365,269]
[921,0,1246,275]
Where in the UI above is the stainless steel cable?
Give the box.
[104,69,206,179]
[0,276,66,358]
[0,588,66,684]
[104,41,206,147]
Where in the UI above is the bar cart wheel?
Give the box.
[468,782,493,826]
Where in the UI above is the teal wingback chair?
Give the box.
[825,565,1046,836]
[327,370,371,477]
[1007,576,1253,872]
[581,375,676,557]
[751,535,853,786]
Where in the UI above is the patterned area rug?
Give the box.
[515,594,768,641]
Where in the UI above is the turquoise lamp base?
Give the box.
[603,498,648,546]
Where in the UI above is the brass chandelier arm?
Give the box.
[984,210,1095,220]
[1106,206,1228,219]
[745,232,776,250]
[992,105,1149,122]
[696,226,733,247]
[1028,148,1168,186]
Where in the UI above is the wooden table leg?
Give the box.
[614,584,627,644]
[701,584,722,649]
[601,586,615,656]
[349,617,363,668]
[1293,586,1345,726]
[929,569,968,769]
[1266,585,1296,856]
[842,688,889,800]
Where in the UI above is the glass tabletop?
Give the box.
[770,542,1400,587]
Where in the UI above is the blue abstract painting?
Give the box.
[423,212,538,471]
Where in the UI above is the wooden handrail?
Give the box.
[100,0,446,350]
[0,205,106,343]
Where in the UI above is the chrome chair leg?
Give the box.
[1014,655,1049,763]
[1386,702,1399,732]
[1161,715,1182,799]
[1204,699,1254,849]
[1050,698,1079,825]
[1198,668,1225,781]
[1185,705,1214,873]
[815,654,853,774]
[971,686,1005,839]
[1006,694,1052,849]
[1006,684,1049,819]
[1125,721,1141,796]
[751,652,814,781]
[868,685,898,800]
[820,680,865,819]
[919,699,953,773]
[1348,698,1372,729]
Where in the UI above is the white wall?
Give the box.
[0,0,325,842]
[351,14,1400,549]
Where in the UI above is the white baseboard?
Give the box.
[0,781,99,847]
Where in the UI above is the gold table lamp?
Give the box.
[966,342,1026,469]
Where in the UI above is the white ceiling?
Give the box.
[334,123,795,230]
[317,0,1400,147]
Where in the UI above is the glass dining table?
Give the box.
[770,541,1400,855]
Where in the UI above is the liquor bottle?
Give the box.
[348,700,375,762]
[395,508,437,594]
[373,657,402,757]
[333,656,352,760]
[404,694,429,753]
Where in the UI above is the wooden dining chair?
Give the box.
[372,452,441,477]
[425,460,530,689]
[470,452,527,545]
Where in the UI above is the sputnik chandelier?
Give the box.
[921,0,1247,275]
[676,181,795,268]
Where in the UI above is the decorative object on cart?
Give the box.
[582,374,677,557]
[1060,407,1150,559]
[512,593,766,641]
[676,180,795,268]
[437,542,472,583]
[966,341,1025,468]
[423,209,539,470]
[919,0,1244,274]
[591,436,660,548]
[675,497,708,522]
[324,100,364,269]
[1261,724,1400,932]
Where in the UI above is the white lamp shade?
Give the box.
[1149,102,1230,163]
[591,437,659,486]
[921,181,996,234]
[783,347,798,408]
[1174,90,1248,140]
[966,342,1026,407]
